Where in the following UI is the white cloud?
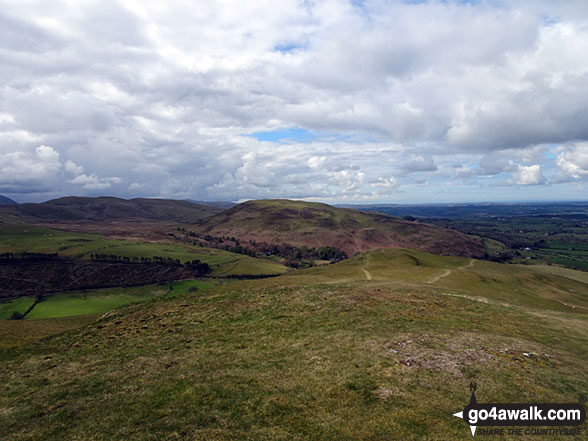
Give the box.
[307,156,326,170]
[0,145,62,191]
[1,1,588,202]
[507,163,546,186]
[71,173,121,190]
[64,160,84,176]
[332,170,364,191]
[370,177,399,189]
[555,143,588,180]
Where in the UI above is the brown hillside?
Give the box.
[195,199,489,258]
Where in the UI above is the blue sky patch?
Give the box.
[249,127,379,144]
[250,127,318,143]
[274,43,303,53]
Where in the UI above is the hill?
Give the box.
[195,199,503,258]
[0,249,585,440]
[0,196,223,224]
[352,202,588,271]
[0,195,16,205]
[186,199,237,209]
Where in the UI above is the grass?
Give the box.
[0,280,214,321]
[0,315,97,350]
[0,280,218,349]
[0,225,288,276]
[0,297,36,320]
[519,264,588,284]
[0,248,586,440]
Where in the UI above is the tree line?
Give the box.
[175,228,347,268]
[90,254,211,274]
[0,252,59,261]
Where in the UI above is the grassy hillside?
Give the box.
[0,249,585,440]
[357,203,588,271]
[0,225,288,277]
[196,199,504,258]
[0,196,222,224]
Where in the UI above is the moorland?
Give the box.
[0,196,586,440]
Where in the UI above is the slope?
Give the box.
[0,195,17,206]
[0,249,585,440]
[0,196,223,224]
[195,199,501,258]
[0,225,288,282]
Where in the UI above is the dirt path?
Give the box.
[341,228,362,253]
[427,269,451,284]
[361,268,372,280]
[427,259,475,284]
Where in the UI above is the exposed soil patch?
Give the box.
[385,333,556,377]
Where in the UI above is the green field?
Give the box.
[361,203,588,271]
[0,297,35,320]
[519,242,588,271]
[0,280,215,321]
[0,249,586,440]
[0,225,288,276]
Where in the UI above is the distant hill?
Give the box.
[195,199,500,258]
[186,199,236,209]
[0,195,17,205]
[0,196,223,224]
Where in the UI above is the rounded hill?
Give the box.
[196,199,493,258]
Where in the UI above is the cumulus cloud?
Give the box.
[507,163,546,186]
[0,145,62,192]
[332,170,364,191]
[307,156,326,170]
[1,0,587,202]
[64,160,84,176]
[555,143,588,181]
[70,173,121,190]
[370,177,399,189]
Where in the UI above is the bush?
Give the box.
[187,286,199,293]
[9,311,24,320]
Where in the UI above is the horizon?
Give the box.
[1,1,588,204]
[4,193,588,207]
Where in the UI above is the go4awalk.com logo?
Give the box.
[453,383,586,437]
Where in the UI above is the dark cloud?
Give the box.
[403,156,438,173]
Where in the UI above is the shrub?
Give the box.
[9,311,24,320]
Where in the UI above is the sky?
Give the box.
[1,0,588,204]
